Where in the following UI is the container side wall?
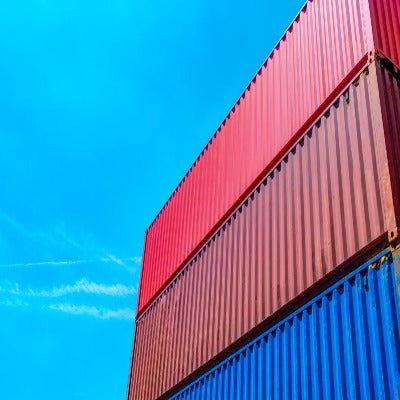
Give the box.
[136,0,371,313]
[369,0,400,67]
[375,62,400,230]
[169,251,400,400]
[128,62,396,399]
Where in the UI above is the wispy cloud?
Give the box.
[106,254,128,267]
[0,296,134,320]
[2,278,137,298]
[0,210,142,271]
[0,299,29,307]
[0,210,61,249]
[0,210,35,239]
[0,256,141,268]
[0,259,98,268]
[105,254,142,271]
[54,226,87,253]
[48,304,134,320]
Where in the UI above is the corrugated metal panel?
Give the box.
[368,0,400,68]
[136,0,374,314]
[127,60,398,400]
[375,61,400,235]
[169,248,400,400]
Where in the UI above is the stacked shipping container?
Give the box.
[128,59,400,399]
[170,250,400,400]
[136,0,400,315]
[128,0,400,399]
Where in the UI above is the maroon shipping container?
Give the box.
[127,58,400,399]
[136,0,400,315]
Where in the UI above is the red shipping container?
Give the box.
[136,0,400,315]
[127,58,400,399]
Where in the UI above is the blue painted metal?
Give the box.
[169,248,400,400]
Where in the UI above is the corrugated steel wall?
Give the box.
[369,0,400,68]
[127,61,398,400]
[169,249,400,400]
[136,0,375,314]
[376,62,400,234]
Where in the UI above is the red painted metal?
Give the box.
[127,60,400,399]
[368,0,400,67]
[136,0,400,315]
[136,0,368,315]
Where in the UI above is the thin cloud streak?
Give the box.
[48,304,135,320]
[105,254,142,271]
[0,210,142,270]
[0,298,134,321]
[0,256,141,268]
[0,299,29,307]
[2,278,137,297]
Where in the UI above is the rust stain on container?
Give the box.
[127,60,399,399]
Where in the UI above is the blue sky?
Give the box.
[0,0,303,398]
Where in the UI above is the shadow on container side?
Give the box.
[168,247,400,400]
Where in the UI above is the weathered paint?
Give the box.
[168,249,400,400]
[127,60,399,400]
[136,0,400,315]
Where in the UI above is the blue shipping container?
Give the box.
[169,248,400,400]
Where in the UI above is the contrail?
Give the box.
[0,256,141,268]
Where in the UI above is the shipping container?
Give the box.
[136,0,400,314]
[127,58,400,399]
[369,0,400,67]
[376,58,400,229]
[168,247,400,400]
